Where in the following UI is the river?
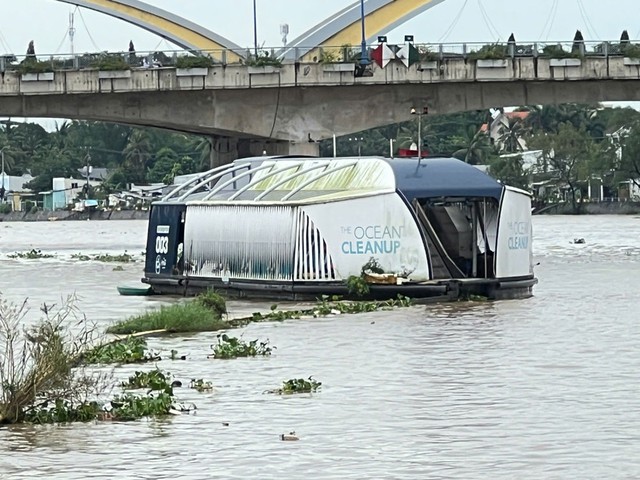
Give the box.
[0,216,639,479]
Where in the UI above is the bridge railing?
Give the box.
[0,39,639,73]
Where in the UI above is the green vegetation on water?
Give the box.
[71,252,135,263]
[121,369,172,390]
[266,377,322,395]
[208,334,273,359]
[106,291,227,335]
[242,295,413,325]
[7,249,54,259]
[83,336,160,364]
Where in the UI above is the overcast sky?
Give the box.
[1,0,638,56]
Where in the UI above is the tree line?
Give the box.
[2,103,640,208]
[321,103,640,208]
[0,121,211,197]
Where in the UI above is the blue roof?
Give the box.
[384,157,504,202]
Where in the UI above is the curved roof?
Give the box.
[161,156,503,205]
[384,156,504,201]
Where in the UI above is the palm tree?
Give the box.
[193,136,213,170]
[498,117,528,153]
[453,125,494,164]
[123,129,152,183]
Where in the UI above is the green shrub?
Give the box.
[418,46,439,62]
[0,203,12,214]
[622,43,640,59]
[346,275,370,297]
[468,44,508,60]
[541,45,582,59]
[176,55,213,68]
[246,51,283,68]
[16,59,54,74]
[90,54,131,71]
[195,290,227,316]
[106,300,227,335]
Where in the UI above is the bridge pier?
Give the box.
[209,137,320,167]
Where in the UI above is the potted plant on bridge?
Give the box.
[417,46,439,70]
[319,45,357,72]
[246,50,282,74]
[17,58,56,81]
[17,41,56,81]
[544,31,584,67]
[176,55,213,76]
[92,53,132,79]
[469,43,509,68]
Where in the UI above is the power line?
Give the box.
[76,7,101,51]
[576,0,600,39]
[438,0,470,42]
[0,29,13,53]
[476,0,502,41]
[53,30,69,55]
[539,0,559,40]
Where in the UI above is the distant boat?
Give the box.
[117,285,154,296]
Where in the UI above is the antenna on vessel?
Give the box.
[69,10,76,55]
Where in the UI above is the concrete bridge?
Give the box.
[2,41,640,160]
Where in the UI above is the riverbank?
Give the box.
[0,209,149,222]
[535,201,640,215]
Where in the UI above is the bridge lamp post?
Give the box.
[359,0,369,67]
[411,106,429,159]
[252,0,258,57]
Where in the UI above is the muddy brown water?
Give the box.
[0,216,639,479]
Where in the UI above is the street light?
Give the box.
[0,146,7,203]
[349,136,364,157]
[354,0,370,77]
[410,106,429,159]
[252,0,258,57]
[83,149,92,197]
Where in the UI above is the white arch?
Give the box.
[280,0,448,60]
[56,0,243,54]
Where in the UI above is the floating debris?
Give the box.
[281,431,299,441]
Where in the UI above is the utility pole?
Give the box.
[84,150,91,197]
[253,0,258,57]
[0,147,7,203]
[411,106,429,159]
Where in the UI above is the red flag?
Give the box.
[371,43,395,68]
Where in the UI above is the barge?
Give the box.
[142,155,537,300]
